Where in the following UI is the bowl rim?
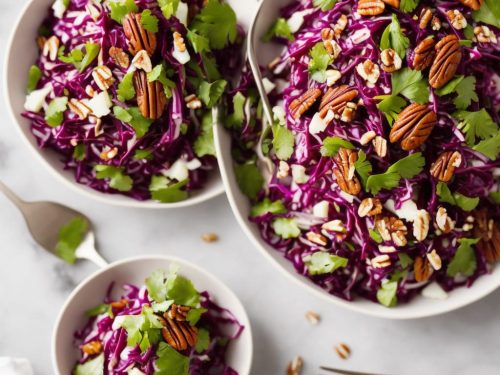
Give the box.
[213,117,500,320]
[51,254,254,374]
[3,0,225,209]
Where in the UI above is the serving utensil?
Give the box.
[320,366,388,375]
[0,180,108,267]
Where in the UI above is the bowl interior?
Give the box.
[4,0,225,209]
[52,256,253,374]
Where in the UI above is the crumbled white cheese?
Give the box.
[291,165,309,184]
[421,282,448,300]
[164,159,199,181]
[175,2,189,26]
[52,0,68,19]
[262,78,276,94]
[287,9,314,33]
[87,91,111,118]
[313,201,329,218]
[272,106,286,125]
[384,199,419,222]
[339,191,354,203]
[309,110,334,134]
[24,86,52,113]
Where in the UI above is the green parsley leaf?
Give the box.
[194,112,216,157]
[55,216,89,264]
[165,272,200,307]
[78,43,100,72]
[149,177,189,203]
[320,137,354,157]
[27,65,42,93]
[158,0,179,19]
[436,182,480,212]
[400,0,420,13]
[113,106,154,138]
[263,18,294,42]
[195,328,210,353]
[94,165,133,192]
[308,42,333,83]
[454,77,478,110]
[377,281,398,307]
[147,64,176,99]
[186,308,207,326]
[251,198,286,217]
[117,72,136,102]
[73,144,86,161]
[489,192,500,204]
[376,95,407,125]
[380,14,410,58]
[472,0,500,28]
[187,29,211,53]
[304,252,348,275]
[313,0,338,11]
[141,9,159,33]
[366,153,425,195]
[474,131,500,160]
[398,253,413,269]
[234,163,264,200]
[45,97,68,127]
[354,150,373,188]
[152,300,174,313]
[447,238,480,277]
[198,80,227,108]
[369,229,383,244]
[391,68,429,104]
[146,270,169,303]
[191,0,237,50]
[272,218,301,239]
[155,342,190,375]
[85,304,109,318]
[109,0,138,24]
[74,353,104,375]
[58,47,84,65]
[453,109,498,146]
[272,123,295,160]
[226,92,246,129]
[436,75,465,96]
[134,149,153,160]
[117,306,164,347]
[113,106,133,122]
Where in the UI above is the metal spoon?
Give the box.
[0,181,108,268]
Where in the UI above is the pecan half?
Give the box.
[167,304,190,321]
[333,148,362,196]
[375,216,408,247]
[358,198,383,217]
[134,70,167,120]
[109,46,130,69]
[474,209,500,263]
[161,315,198,352]
[380,48,402,73]
[357,0,385,16]
[390,103,437,151]
[430,151,462,182]
[419,7,433,29]
[123,13,157,56]
[382,0,400,8]
[413,38,436,71]
[289,88,322,119]
[429,35,462,89]
[457,0,484,11]
[319,85,359,118]
[414,256,433,282]
[81,340,103,356]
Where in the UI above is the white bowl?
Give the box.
[3,0,227,209]
[52,256,253,374]
[213,0,500,320]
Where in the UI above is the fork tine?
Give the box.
[319,366,387,375]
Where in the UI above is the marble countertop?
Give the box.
[0,1,499,374]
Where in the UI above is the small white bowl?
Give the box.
[52,256,253,374]
[3,0,224,209]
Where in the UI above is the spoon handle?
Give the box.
[0,181,26,210]
[76,232,109,268]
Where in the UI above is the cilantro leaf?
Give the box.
[152,300,174,313]
[165,272,200,307]
[148,64,176,99]
[226,92,246,129]
[194,111,216,157]
[198,80,227,108]
[45,97,68,127]
[313,0,338,11]
[436,182,479,212]
[186,308,207,326]
[155,342,190,375]
[400,0,420,13]
[234,163,264,200]
[113,106,154,138]
[320,137,354,157]
[366,153,425,195]
[251,198,286,217]
[191,0,237,50]
[272,218,301,239]
[141,9,159,33]
[369,229,383,244]
[398,253,413,268]
[354,150,373,188]
[85,304,110,318]
[473,131,500,160]
[73,144,86,161]
[117,306,164,347]
[146,270,169,302]
[27,65,42,93]
[272,123,295,160]
[263,18,294,42]
[472,0,500,28]
[447,238,479,277]
[109,0,138,24]
[78,43,100,72]
[391,68,429,104]
[94,165,133,192]
[117,72,136,102]
[377,281,398,307]
[195,328,210,353]
[380,14,409,59]
[158,0,179,19]
[438,76,478,110]
[55,216,89,264]
[308,42,333,83]
[149,177,189,203]
[376,95,407,125]
[454,109,498,146]
[490,192,500,204]
[187,29,211,53]
[304,252,348,275]
[74,353,104,375]
[436,76,464,96]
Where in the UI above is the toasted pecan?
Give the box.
[289,88,322,119]
[429,35,462,89]
[123,13,157,56]
[134,70,167,120]
[390,103,437,151]
[430,151,462,183]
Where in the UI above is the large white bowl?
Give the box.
[52,256,253,374]
[3,0,230,209]
[213,0,500,320]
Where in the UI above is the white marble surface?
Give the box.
[0,1,499,374]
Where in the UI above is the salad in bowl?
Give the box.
[224,0,499,310]
[19,0,244,204]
